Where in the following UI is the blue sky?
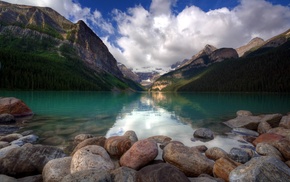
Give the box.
[3,0,290,71]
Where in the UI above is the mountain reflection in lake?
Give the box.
[1,91,290,152]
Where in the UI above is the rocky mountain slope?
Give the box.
[151,29,290,92]
[0,1,142,91]
[151,45,239,91]
[236,37,265,57]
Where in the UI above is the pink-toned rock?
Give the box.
[163,143,214,177]
[280,115,290,129]
[213,157,241,182]
[104,136,132,158]
[73,134,94,145]
[120,139,158,170]
[268,127,290,137]
[252,133,284,146]
[0,97,33,116]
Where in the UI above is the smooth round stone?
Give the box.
[105,136,132,158]
[236,110,253,116]
[213,157,241,181]
[62,169,111,182]
[111,166,137,182]
[256,143,284,161]
[71,136,106,156]
[0,113,15,124]
[73,134,94,145]
[193,128,214,140]
[0,133,23,142]
[123,130,138,144]
[205,147,229,161]
[229,147,251,164]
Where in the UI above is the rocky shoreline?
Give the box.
[1,97,290,181]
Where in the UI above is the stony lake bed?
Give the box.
[1,96,290,181]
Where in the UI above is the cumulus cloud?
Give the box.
[2,0,290,71]
[107,0,290,71]
[2,0,114,34]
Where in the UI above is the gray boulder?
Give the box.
[0,144,66,177]
[136,163,190,182]
[193,128,214,140]
[71,145,114,174]
[256,143,284,161]
[42,157,71,182]
[110,166,137,182]
[61,169,111,182]
[280,115,290,129]
[224,116,261,130]
[229,148,251,164]
[229,156,290,182]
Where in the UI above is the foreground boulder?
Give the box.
[229,156,290,181]
[110,166,137,182]
[136,163,190,182]
[229,148,251,164]
[71,145,114,174]
[205,147,228,161]
[42,157,71,182]
[105,136,132,158]
[163,143,214,177]
[0,97,33,116]
[0,144,66,177]
[213,157,241,182]
[120,139,158,170]
[62,169,111,182]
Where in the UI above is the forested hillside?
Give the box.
[178,40,290,92]
[0,33,141,91]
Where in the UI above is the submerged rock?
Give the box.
[229,156,290,182]
[73,134,94,145]
[232,128,259,137]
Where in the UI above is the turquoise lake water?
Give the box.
[1,91,290,152]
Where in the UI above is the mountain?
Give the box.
[0,1,142,91]
[117,62,140,83]
[236,37,265,57]
[151,45,238,91]
[151,29,290,92]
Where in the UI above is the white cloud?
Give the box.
[2,0,114,34]
[108,0,290,71]
[2,0,290,71]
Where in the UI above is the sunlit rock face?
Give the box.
[0,1,122,78]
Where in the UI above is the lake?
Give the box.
[1,91,290,152]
